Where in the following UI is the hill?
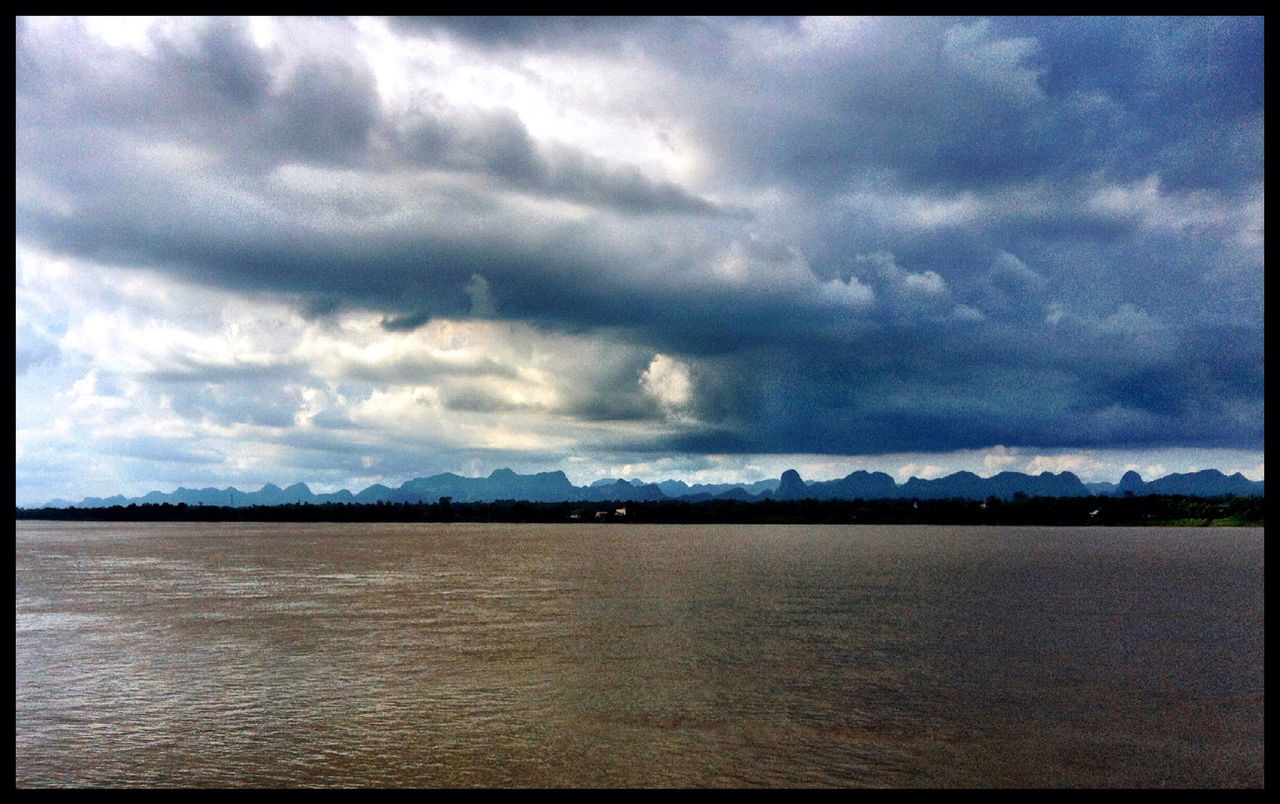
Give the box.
[35,466,1263,510]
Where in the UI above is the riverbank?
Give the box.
[15,493,1264,527]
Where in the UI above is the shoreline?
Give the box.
[14,493,1264,527]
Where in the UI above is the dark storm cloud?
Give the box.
[18,17,282,153]
[156,17,273,112]
[15,17,723,264]
[14,16,1263,470]
[393,105,724,215]
[15,20,730,358]
[267,57,380,162]
[1021,16,1263,193]
[652,285,1263,457]
[680,16,1262,199]
[665,17,1049,196]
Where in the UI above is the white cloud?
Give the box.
[898,462,947,481]
[641,353,694,415]
[1086,174,1259,250]
[1023,453,1104,477]
[838,187,989,231]
[843,251,949,316]
[708,239,875,309]
[79,15,162,53]
[987,251,1047,295]
[1099,302,1159,335]
[982,445,1019,473]
[818,276,876,307]
[902,270,947,296]
[710,240,810,289]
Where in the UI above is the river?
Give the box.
[15,521,1264,787]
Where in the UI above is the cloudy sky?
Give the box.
[16,16,1264,506]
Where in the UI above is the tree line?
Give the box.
[15,493,1264,527]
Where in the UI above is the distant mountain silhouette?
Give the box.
[773,469,808,500]
[1116,470,1146,496]
[1140,469,1264,497]
[582,479,668,502]
[353,483,394,504]
[385,469,578,503]
[901,469,1088,500]
[36,466,1263,509]
[655,478,779,498]
[807,470,899,500]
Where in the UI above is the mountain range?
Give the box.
[36,467,1263,509]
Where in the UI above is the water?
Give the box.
[15,521,1264,787]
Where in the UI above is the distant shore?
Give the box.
[14,493,1264,527]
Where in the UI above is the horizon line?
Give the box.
[26,462,1265,509]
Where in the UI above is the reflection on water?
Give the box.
[16,521,1264,787]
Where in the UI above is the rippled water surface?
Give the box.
[16,522,1264,787]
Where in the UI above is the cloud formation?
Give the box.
[15,16,1263,505]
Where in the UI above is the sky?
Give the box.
[15,16,1265,506]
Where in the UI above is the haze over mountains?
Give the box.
[37,467,1264,510]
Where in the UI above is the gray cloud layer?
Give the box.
[15,16,1263,503]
